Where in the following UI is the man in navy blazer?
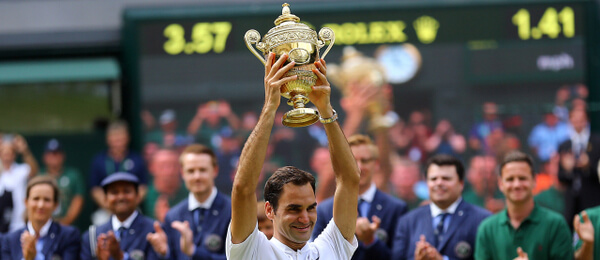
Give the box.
[312,134,408,260]
[162,144,231,260]
[81,172,168,260]
[392,154,490,260]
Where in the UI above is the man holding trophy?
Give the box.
[227,4,360,259]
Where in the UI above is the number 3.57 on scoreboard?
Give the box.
[512,6,575,40]
[163,22,232,55]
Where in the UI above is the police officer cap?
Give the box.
[101,172,139,188]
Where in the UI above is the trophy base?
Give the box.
[282,108,319,128]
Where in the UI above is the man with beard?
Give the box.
[475,151,572,259]
[393,154,490,260]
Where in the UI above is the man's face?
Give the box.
[258,219,274,240]
[151,150,181,193]
[499,161,535,205]
[107,129,129,152]
[351,144,377,189]
[267,183,317,248]
[181,153,217,196]
[570,109,588,133]
[0,143,16,165]
[427,164,463,209]
[106,182,138,216]
[391,162,420,200]
[43,151,65,169]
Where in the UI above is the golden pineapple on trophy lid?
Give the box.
[244,3,335,127]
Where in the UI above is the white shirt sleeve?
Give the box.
[313,219,358,260]
[226,222,270,260]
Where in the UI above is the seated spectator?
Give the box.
[81,173,168,259]
[144,148,187,222]
[463,155,504,213]
[89,120,148,224]
[425,119,466,158]
[390,157,423,210]
[256,201,273,240]
[0,134,38,232]
[1,176,80,259]
[468,102,503,155]
[187,100,240,149]
[527,112,569,163]
[145,109,193,149]
[40,139,84,225]
[475,151,572,259]
[534,154,566,215]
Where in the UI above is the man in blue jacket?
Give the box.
[312,134,408,260]
[392,154,490,260]
[81,172,168,259]
[162,144,231,260]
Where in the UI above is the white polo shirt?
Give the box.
[226,219,357,260]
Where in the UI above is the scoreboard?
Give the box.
[122,0,597,148]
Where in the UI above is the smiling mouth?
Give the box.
[292,225,311,232]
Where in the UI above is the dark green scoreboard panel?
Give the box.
[123,0,597,145]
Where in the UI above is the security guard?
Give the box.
[81,172,168,260]
[1,176,81,259]
[312,134,407,260]
[393,154,490,260]
[475,151,572,260]
[162,144,231,260]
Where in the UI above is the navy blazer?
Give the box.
[163,191,231,260]
[81,212,165,260]
[392,200,491,260]
[312,189,408,260]
[1,221,80,260]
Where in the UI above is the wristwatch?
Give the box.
[319,109,338,124]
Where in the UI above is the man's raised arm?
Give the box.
[230,53,296,244]
[310,59,361,242]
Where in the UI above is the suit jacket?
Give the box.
[558,134,600,208]
[81,212,165,260]
[163,191,231,260]
[312,189,408,260]
[392,200,490,260]
[2,221,80,260]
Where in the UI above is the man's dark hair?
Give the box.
[425,154,464,181]
[264,166,316,211]
[499,150,535,177]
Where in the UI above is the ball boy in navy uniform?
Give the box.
[81,172,168,260]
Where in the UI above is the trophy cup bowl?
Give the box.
[244,3,335,127]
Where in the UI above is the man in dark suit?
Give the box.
[312,134,408,260]
[558,108,600,226]
[162,144,231,260]
[81,172,168,259]
[392,154,490,260]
